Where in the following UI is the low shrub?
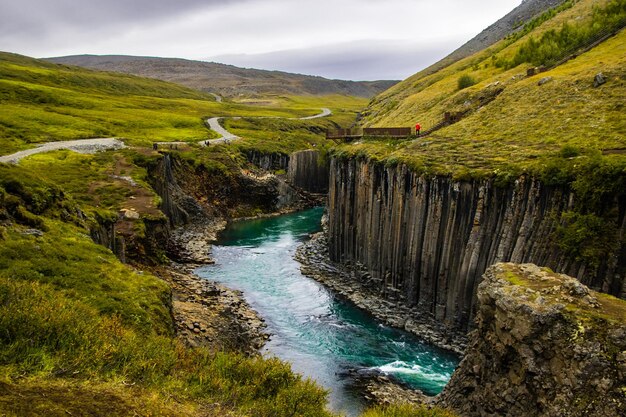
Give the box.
[457,74,476,90]
[362,403,457,417]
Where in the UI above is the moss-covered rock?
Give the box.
[439,262,626,416]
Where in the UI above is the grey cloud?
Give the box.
[210,40,458,81]
[0,0,253,39]
[0,0,522,80]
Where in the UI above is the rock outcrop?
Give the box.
[438,263,626,417]
[147,153,293,262]
[245,150,289,172]
[327,157,625,332]
[287,149,329,194]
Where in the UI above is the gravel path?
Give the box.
[203,117,241,145]
[0,138,125,164]
[201,108,332,146]
[0,106,332,158]
[299,107,331,120]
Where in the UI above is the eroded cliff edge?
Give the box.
[327,157,625,333]
[438,263,626,416]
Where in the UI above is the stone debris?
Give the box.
[120,208,140,220]
[167,218,226,264]
[155,263,268,354]
[594,72,607,87]
[21,228,44,237]
[538,76,553,86]
[348,369,432,407]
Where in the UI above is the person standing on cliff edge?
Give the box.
[415,123,421,137]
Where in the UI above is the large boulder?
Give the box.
[438,263,626,417]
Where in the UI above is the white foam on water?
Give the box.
[374,360,450,383]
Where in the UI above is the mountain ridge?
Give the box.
[45,54,398,98]
[422,0,568,75]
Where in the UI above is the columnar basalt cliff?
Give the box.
[147,153,295,262]
[245,150,289,171]
[244,149,329,194]
[287,150,329,194]
[328,157,625,331]
[438,263,626,417]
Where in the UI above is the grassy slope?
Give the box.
[0,56,336,416]
[351,0,625,180]
[0,52,366,154]
[0,54,451,416]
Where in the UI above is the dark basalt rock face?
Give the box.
[287,150,329,194]
[245,150,290,172]
[327,157,625,332]
[438,263,626,417]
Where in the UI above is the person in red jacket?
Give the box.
[415,123,421,136]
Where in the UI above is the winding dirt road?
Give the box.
[0,138,125,164]
[203,117,241,145]
[299,107,331,120]
[201,108,331,146]
[0,107,332,161]
[209,93,223,103]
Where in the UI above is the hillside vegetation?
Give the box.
[354,0,625,181]
[423,0,568,75]
[0,52,457,416]
[0,52,366,154]
[334,0,625,276]
[45,55,398,98]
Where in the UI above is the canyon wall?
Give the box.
[287,150,329,194]
[328,157,625,331]
[438,263,626,417]
[244,149,329,194]
[244,150,289,171]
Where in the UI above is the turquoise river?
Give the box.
[196,207,459,416]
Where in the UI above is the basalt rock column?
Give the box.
[327,157,625,331]
[288,150,329,194]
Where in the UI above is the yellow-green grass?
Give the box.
[359,0,625,173]
[339,4,625,181]
[16,151,137,213]
[0,378,204,417]
[0,165,334,417]
[365,0,621,125]
[361,404,458,417]
[0,264,332,417]
[0,52,366,154]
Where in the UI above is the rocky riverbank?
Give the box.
[296,231,467,355]
[167,217,226,264]
[162,201,326,355]
[347,369,433,407]
[152,263,268,354]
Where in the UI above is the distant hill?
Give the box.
[45,55,398,98]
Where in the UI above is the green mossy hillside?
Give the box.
[0,162,337,417]
[0,52,367,154]
[356,0,625,180]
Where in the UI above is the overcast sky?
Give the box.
[0,0,522,81]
